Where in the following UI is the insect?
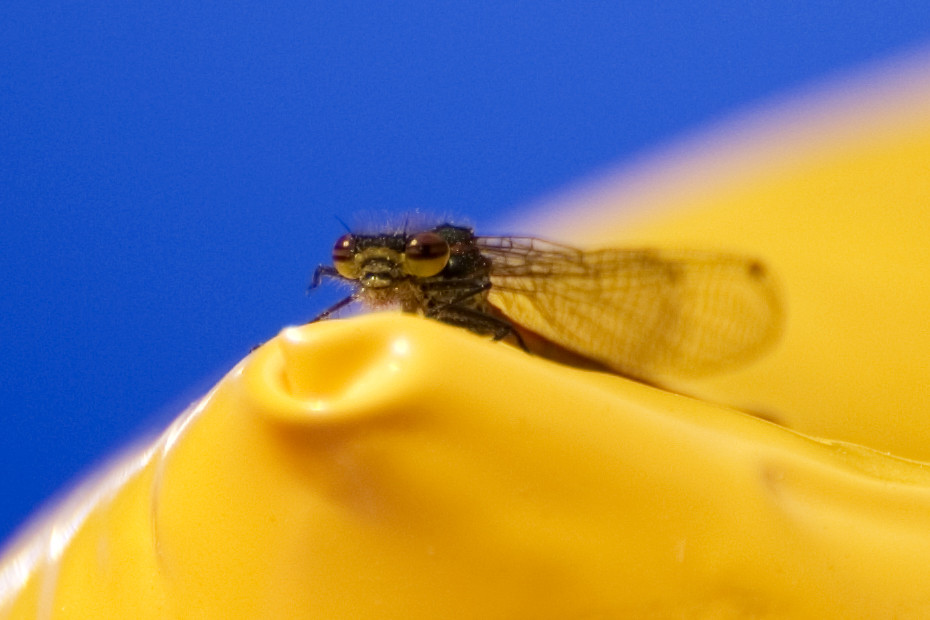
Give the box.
[309,222,782,379]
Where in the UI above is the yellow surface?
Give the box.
[5,52,930,618]
[534,51,930,461]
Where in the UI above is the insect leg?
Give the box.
[310,294,356,322]
[308,264,341,292]
[420,278,527,348]
[420,278,491,304]
[429,304,529,351]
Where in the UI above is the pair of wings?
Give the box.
[477,236,783,379]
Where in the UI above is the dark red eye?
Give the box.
[404,231,450,277]
[332,233,358,278]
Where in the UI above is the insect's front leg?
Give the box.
[308,264,341,292]
[307,265,357,322]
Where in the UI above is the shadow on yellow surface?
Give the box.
[535,48,930,461]
[5,50,930,618]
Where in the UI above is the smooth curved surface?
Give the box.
[6,49,930,619]
[5,315,930,618]
[533,48,930,461]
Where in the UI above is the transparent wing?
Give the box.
[478,236,782,378]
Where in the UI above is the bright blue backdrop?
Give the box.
[3,2,930,544]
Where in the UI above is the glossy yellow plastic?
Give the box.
[5,52,930,618]
[533,50,930,461]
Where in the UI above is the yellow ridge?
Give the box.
[4,50,930,618]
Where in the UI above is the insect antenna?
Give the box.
[334,215,352,233]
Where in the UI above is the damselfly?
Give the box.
[310,223,781,379]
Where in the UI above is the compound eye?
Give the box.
[332,233,358,278]
[404,231,450,277]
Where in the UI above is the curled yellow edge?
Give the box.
[4,314,930,618]
[5,50,930,618]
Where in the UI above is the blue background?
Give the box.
[3,2,930,545]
